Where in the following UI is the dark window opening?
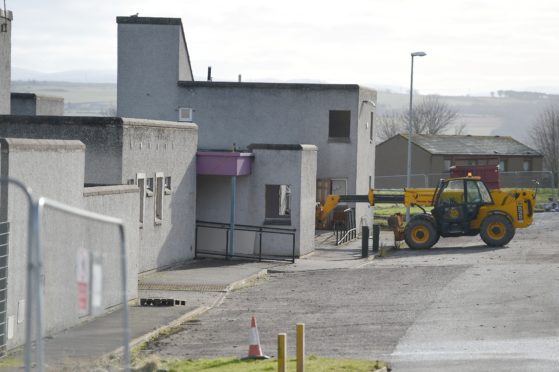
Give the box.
[328,110,351,140]
[265,184,291,225]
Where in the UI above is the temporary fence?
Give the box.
[196,220,296,263]
[37,198,129,371]
[0,177,130,372]
[376,171,557,191]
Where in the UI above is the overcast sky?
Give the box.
[7,0,559,96]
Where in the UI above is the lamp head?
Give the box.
[411,51,427,57]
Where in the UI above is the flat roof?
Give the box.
[0,116,197,131]
[178,81,361,91]
[116,16,182,25]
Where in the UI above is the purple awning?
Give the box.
[196,151,254,176]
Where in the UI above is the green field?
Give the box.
[154,356,386,371]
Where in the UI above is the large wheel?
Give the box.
[480,214,515,247]
[405,218,439,250]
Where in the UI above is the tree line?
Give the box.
[377,95,463,142]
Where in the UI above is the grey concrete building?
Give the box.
[116,15,377,224]
[10,93,64,116]
[0,9,12,115]
[375,134,544,188]
[0,116,198,271]
[0,115,198,350]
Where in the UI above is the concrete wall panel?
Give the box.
[120,119,198,272]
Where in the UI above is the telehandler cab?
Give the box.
[317,176,535,249]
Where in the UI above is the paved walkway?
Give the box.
[12,229,396,370]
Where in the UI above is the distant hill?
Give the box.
[10,80,558,143]
[12,68,116,84]
[11,81,116,116]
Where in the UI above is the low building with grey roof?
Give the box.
[375,134,543,188]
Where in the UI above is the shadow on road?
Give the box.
[386,244,508,258]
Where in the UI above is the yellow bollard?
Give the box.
[278,333,287,372]
[296,323,305,372]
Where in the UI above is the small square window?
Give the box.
[328,110,351,141]
[178,107,193,122]
[523,160,531,171]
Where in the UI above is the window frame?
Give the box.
[155,172,164,224]
[164,176,172,195]
[136,173,146,225]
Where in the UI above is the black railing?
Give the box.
[334,208,357,245]
[195,220,296,263]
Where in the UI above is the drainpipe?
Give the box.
[229,175,237,258]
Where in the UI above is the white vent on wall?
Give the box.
[178,107,193,122]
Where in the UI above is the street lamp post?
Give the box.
[406,51,426,222]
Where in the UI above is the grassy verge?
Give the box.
[0,356,24,368]
[157,356,387,371]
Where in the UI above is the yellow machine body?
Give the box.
[317,176,536,249]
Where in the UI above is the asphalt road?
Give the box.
[149,214,559,371]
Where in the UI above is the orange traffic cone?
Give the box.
[242,316,270,360]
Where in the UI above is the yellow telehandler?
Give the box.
[317,176,535,249]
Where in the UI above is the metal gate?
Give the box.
[0,221,8,355]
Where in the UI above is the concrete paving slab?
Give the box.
[268,229,396,272]
[37,305,198,370]
[139,258,274,289]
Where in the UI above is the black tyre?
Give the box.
[404,218,439,250]
[480,214,515,247]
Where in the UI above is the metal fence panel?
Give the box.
[375,174,429,189]
[376,171,557,191]
[499,171,555,189]
[36,198,129,371]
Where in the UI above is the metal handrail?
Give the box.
[195,220,296,263]
[196,220,296,233]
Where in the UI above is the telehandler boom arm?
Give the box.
[317,188,436,222]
